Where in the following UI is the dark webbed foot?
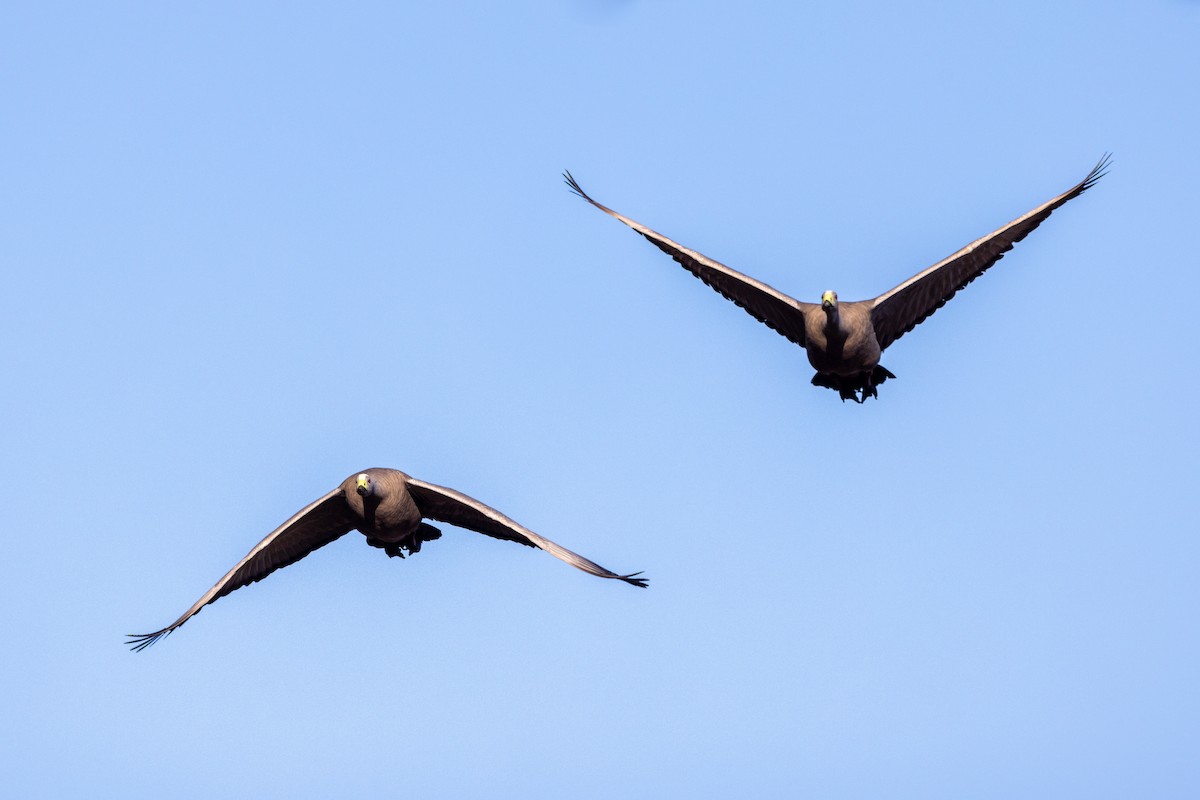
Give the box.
[814,370,892,403]
[369,523,443,559]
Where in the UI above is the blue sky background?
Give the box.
[3,1,1198,797]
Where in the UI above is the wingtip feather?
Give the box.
[563,169,590,201]
[125,629,171,652]
[619,571,649,588]
[1081,152,1113,191]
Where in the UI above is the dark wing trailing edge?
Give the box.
[406,477,647,588]
[565,171,814,347]
[870,154,1111,351]
[126,488,357,651]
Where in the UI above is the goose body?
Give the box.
[803,301,880,377]
[342,468,428,556]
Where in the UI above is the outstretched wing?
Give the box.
[127,487,356,651]
[870,155,1110,351]
[565,171,814,347]
[405,477,647,588]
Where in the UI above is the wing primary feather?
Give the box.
[1081,153,1112,190]
[125,628,173,652]
[563,170,588,200]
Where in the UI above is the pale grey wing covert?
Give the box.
[870,155,1110,351]
[405,477,648,587]
[127,488,357,651]
[565,172,815,346]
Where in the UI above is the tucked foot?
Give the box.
[405,523,442,556]
[366,536,407,558]
[813,370,888,403]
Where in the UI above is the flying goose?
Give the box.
[128,467,647,650]
[565,156,1109,402]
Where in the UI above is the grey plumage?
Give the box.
[127,467,646,651]
[566,155,1109,402]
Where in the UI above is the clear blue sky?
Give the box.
[3,2,1197,797]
